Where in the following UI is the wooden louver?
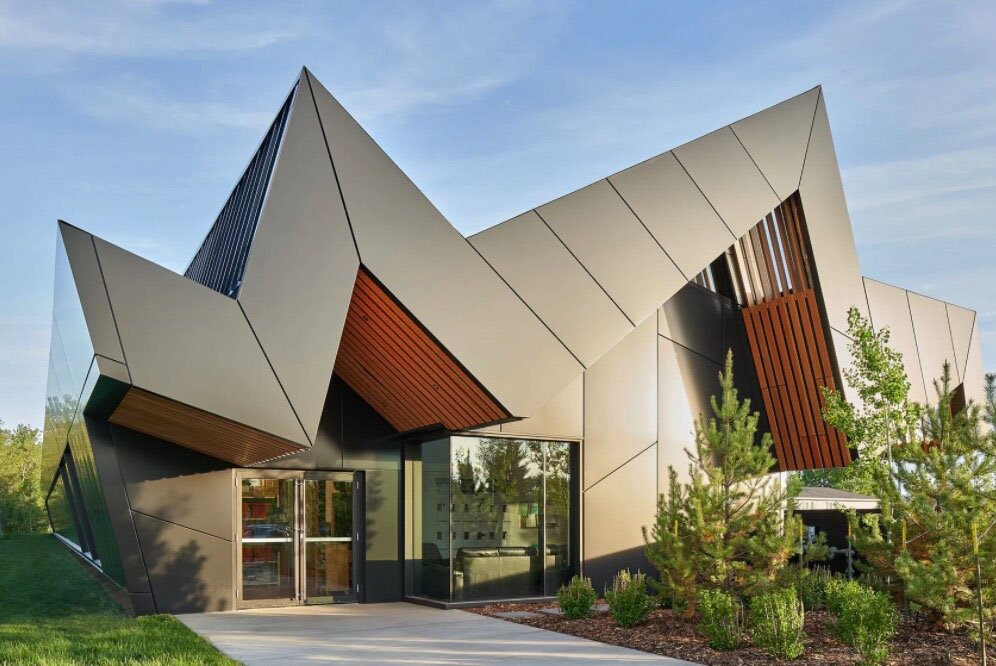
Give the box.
[333,268,511,432]
[714,192,851,471]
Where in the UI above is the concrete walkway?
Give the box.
[178,602,698,665]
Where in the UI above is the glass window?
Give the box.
[409,435,576,602]
[48,472,79,547]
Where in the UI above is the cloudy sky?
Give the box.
[2,0,994,429]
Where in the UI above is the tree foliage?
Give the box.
[818,307,996,628]
[644,351,799,612]
[0,420,46,534]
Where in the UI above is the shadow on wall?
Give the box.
[584,545,652,596]
[132,493,230,614]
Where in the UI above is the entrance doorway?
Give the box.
[236,470,362,608]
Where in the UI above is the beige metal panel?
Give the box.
[470,212,632,367]
[237,75,359,444]
[862,278,927,405]
[909,291,958,400]
[945,303,976,382]
[798,93,868,332]
[731,88,821,201]
[672,127,779,238]
[59,223,127,366]
[583,444,657,587]
[501,374,583,439]
[307,71,581,418]
[962,319,986,410]
[537,180,686,324]
[658,337,701,489]
[583,317,657,489]
[608,152,735,278]
[93,237,308,446]
[95,356,130,385]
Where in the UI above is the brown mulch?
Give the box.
[467,601,981,665]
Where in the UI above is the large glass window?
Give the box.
[409,436,576,602]
[47,473,78,546]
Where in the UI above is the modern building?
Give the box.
[41,68,985,614]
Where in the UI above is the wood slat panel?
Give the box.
[109,387,304,466]
[742,289,849,471]
[333,268,510,432]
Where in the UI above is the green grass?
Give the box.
[0,534,239,665]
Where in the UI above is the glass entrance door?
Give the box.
[302,475,356,603]
[237,471,361,608]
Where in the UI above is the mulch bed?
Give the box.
[467,601,981,665]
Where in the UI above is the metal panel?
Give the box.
[658,337,715,489]
[862,278,928,404]
[660,283,724,364]
[672,127,779,238]
[238,75,359,443]
[59,223,126,365]
[908,291,958,400]
[132,512,233,613]
[470,211,632,366]
[307,71,581,419]
[962,319,986,409]
[112,425,233,541]
[582,444,656,592]
[797,92,868,333]
[93,237,308,446]
[945,303,976,382]
[609,151,735,278]
[731,88,821,201]
[363,469,402,602]
[829,329,861,408]
[583,317,657,489]
[537,180,686,324]
[501,374,583,439]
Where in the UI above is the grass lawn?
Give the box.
[0,534,238,665]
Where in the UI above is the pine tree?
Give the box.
[644,351,799,611]
[850,364,996,628]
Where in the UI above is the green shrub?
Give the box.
[830,584,897,666]
[824,577,863,617]
[750,588,805,660]
[605,570,652,628]
[556,576,597,620]
[698,589,744,650]
[797,566,833,611]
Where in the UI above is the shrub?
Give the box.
[605,570,652,628]
[797,566,833,611]
[750,588,805,660]
[824,577,863,617]
[830,584,897,666]
[698,589,744,650]
[556,576,597,620]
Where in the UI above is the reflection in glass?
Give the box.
[414,439,450,600]
[544,442,572,595]
[451,437,544,600]
[48,473,78,546]
[304,479,353,600]
[241,478,295,601]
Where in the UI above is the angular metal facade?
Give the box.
[41,69,986,609]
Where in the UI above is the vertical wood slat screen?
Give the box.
[698,192,850,471]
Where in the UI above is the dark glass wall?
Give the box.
[409,436,577,602]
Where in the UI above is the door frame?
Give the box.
[233,469,364,609]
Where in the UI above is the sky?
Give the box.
[2,0,995,430]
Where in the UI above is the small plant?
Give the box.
[830,583,897,666]
[605,570,652,628]
[797,566,833,611]
[698,589,744,650]
[750,588,805,660]
[824,577,863,617]
[556,576,597,620]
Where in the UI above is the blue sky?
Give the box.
[2,0,995,429]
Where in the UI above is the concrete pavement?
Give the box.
[178,601,699,665]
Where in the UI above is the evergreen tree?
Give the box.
[644,351,799,611]
[850,365,996,628]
